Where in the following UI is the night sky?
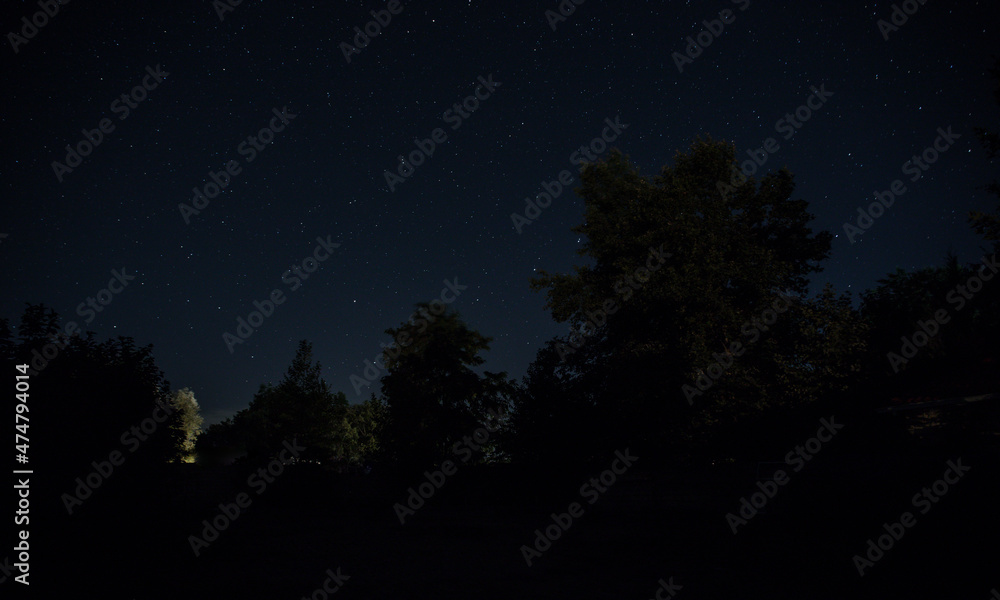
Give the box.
[1,0,995,425]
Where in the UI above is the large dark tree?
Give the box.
[503,340,604,468]
[379,303,513,470]
[233,340,349,462]
[11,303,181,475]
[525,140,834,452]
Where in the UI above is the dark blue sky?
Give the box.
[1,0,995,424]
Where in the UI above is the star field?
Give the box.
[0,0,995,423]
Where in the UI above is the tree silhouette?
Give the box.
[526,140,834,452]
[8,304,182,479]
[235,340,349,462]
[504,340,605,469]
[779,284,869,400]
[860,254,1000,397]
[380,303,514,470]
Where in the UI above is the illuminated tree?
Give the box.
[168,387,203,462]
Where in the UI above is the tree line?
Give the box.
[6,62,998,479]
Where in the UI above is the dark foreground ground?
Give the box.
[11,398,1000,599]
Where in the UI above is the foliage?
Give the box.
[860,254,1000,394]
[168,387,204,462]
[232,340,349,462]
[341,394,389,465]
[10,303,182,473]
[523,140,835,451]
[379,303,514,469]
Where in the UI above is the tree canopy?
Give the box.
[7,303,194,475]
[524,139,837,453]
[379,303,514,469]
[226,340,349,462]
